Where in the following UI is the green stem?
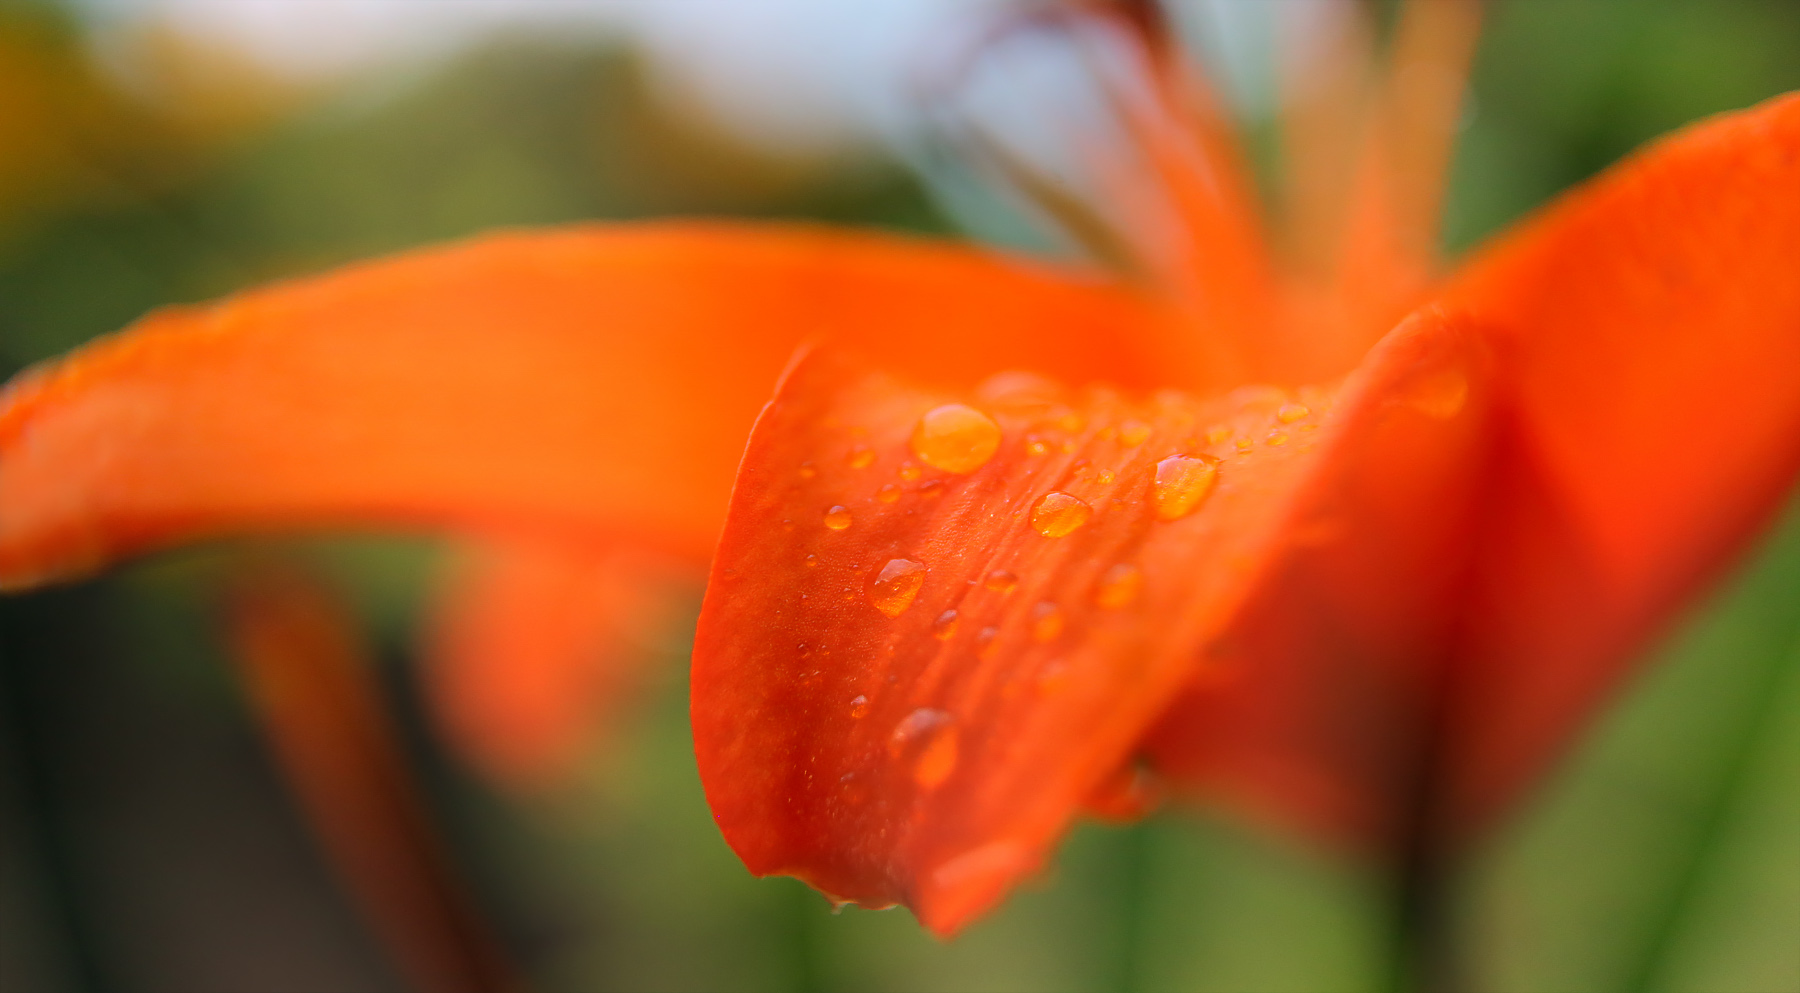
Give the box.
[1622,636,1800,993]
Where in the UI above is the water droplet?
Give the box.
[898,461,922,482]
[911,404,1002,474]
[1060,439,1077,454]
[932,609,959,640]
[868,558,926,617]
[1096,470,1116,485]
[913,727,959,788]
[1025,437,1050,457]
[1119,421,1151,447]
[1265,431,1289,447]
[803,554,819,568]
[889,707,958,788]
[1095,562,1143,609]
[1036,658,1071,694]
[823,505,853,530]
[1031,601,1064,642]
[1407,369,1468,419]
[1205,425,1231,444]
[984,569,1018,593]
[1056,411,1086,433]
[847,445,875,469]
[1277,403,1311,423]
[976,626,1000,657]
[798,461,817,480]
[849,695,870,719]
[918,479,944,498]
[1153,454,1220,521]
[876,483,900,504]
[1031,491,1093,537]
[1234,437,1255,452]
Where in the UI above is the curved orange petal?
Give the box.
[0,220,1179,590]
[1435,90,1800,836]
[422,537,691,790]
[691,311,1481,934]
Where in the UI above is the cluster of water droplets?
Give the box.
[783,375,1333,795]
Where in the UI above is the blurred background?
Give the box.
[0,1,1796,990]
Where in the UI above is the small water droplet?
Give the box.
[803,554,819,568]
[1096,470,1115,485]
[984,569,1018,593]
[1036,658,1071,694]
[1031,491,1093,537]
[876,483,900,504]
[1265,431,1289,447]
[932,609,959,640]
[1206,424,1231,444]
[868,558,926,617]
[977,626,1000,657]
[918,479,944,498]
[1234,437,1255,452]
[898,461,922,481]
[1060,439,1078,454]
[847,445,875,469]
[1031,601,1064,642]
[1025,437,1050,456]
[1153,454,1220,521]
[1277,403,1311,423]
[1119,421,1151,447]
[823,505,853,530]
[849,695,870,719]
[798,461,817,480]
[911,404,1002,474]
[1095,562,1143,609]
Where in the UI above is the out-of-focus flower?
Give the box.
[0,0,1795,948]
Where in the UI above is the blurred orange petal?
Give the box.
[423,538,691,790]
[0,220,1176,588]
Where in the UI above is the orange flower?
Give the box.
[1,0,1797,944]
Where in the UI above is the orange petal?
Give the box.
[423,537,691,790]
[0,221,1176,589]
[691,313,1480,934]
[1144,309,1492,849]
[1435,91,1800,837]
[224,559,513,993]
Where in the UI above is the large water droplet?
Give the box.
[1153,455,1219,521]
[932,609,959,640]
[823,505,853,530]
[868,558,926,617]
[984,569,1018,593]
[1031,601,1064,642]
[1031,491,1093,538]
[849,695,870,719]
[911,404,1001,474]
[888,707,958,788]
[1095,562,1143,609]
